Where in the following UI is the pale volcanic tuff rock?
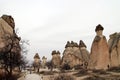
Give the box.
[34,53,40,65]
[0,15,21,54]
[62,41,82,66]
[34,53,40,59]
[88,24,110,70]
[0,15,14,52]
[51,50,61,68]
[41,56,47,68]
[1,15,15,29]
[108,32,120,67]
[79,40,89,64]
[62,40,89,68]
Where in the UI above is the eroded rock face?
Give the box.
[108,32,120,67]
[79,40,89,65]
[51,50,61,68]
[0,15,14,52]
[42,56,47,68]
[62,40,89,68]
[34,53,40,63]
[62,46,82,68]
[88,24,110,70]
[1,15,15,29]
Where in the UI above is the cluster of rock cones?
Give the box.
[0,15,120,71]
[52,24,120,70]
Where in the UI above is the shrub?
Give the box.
[73,69,88,77]
[92,69,107,74]
[84,75,105,80]
[74,65,83,70]
[54,74,75,80]
[61,64,71,70]
[108,67,120,72]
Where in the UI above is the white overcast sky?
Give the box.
[0,0,120,61]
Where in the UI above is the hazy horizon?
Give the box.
[0,0,120,62]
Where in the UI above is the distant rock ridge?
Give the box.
[108,32,120,67]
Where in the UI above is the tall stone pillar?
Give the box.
[88,24,110,70]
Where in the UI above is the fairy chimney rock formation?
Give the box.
[88,24,110,70]
[34,53,40,63]
[108,32,120,67]
[79,40,89,65]
[51,50,61,68]
[62,40,89,68]
[42,56,47,63]
[42,56,47,68]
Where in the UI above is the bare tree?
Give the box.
[19,39,29,70]
[0,33,21,78]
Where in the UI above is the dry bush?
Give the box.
[54,74,75,80]
[92,69,107,74]
[84,75,120,80]
[73,69,88,77]
[84,75,105,80]
[108,67,120,72]
[38,71,54,75]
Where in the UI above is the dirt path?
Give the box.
[18,73,42,80]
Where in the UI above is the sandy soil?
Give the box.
[17,69,120,80]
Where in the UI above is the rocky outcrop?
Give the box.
[1,15,15,29]
[42,56,47,68]
[62,41,82,68]
[79,40,89,66]
[0,15,14,52]
[62,40,89,68]
[34,53,40,59]
[0,14,21,60]
[33,53,40,72]
[34,53,40,65]
[108,32,120,67]
[88,24,110,70]
[51,50,61,68]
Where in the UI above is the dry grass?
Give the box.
[54,74,75,80]
[84,75,106,80]
[73,69,88,77]
[108,67,120,72]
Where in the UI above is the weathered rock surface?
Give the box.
[33,53,40,72]
[51,50,61,68]
[62,46,82,68]
[42,56,47,68]
[88,24,110,70]
[79,40,89,65]
[1,15,15,29]
[62,40,89,68]
[108,32,120,67]
[0,15,14,52]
